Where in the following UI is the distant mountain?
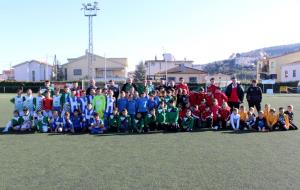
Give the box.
[203,42,300,80]
[240,43,300,58]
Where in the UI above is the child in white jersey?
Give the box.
[10,89,24,116]
[230,108,240,131]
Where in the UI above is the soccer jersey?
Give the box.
[105,96,115,114]
[11,96,24,112]
[68,96,79,113]
[182,116,194,130]
[33,96,44,111]
[43,98,53,111]
[23,95,34,112]
[156,107,166,123]
[52,94,62,110]
[93,95,106,118]
[79,96,88,113]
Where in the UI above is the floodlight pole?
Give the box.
[82,2,100,79]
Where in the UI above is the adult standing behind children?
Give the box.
[225,76,244,110]
[41,80,54,97]
[246,80,262,112]
[107,80,119,100]
[86,79,97,96]
[121,78,137,93]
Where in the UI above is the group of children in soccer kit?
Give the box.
[2,83,298,134]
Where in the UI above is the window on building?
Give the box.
[293,70,296,78]
[285,71,288,78]
[73,69,82,76]
[189,77,197,83]
[167,77,176,82]
[95,69,114,78]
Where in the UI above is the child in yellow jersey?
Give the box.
[274,107,290,131]
[263,104,271,119]
[238,105,248,130]
[266,108,278,131]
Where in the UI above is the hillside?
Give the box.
[203,42,300,80]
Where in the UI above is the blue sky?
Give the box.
[1,0,300,71]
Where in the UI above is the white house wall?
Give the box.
[281,64,300,82]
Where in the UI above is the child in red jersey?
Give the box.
[211,99,221,130]
[42,91,53,118]
[213,88,228,106]
[205,91,213,107]
[218,102,231,129]
[199,99,207,114]
[191,105,201,129]
[201,106,213,128]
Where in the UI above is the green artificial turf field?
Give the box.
[0,94,299,190]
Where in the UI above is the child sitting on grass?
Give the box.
[284,105,298,130]
[266,108,278,131]
[165,100,179,132]
[254,111,268,132]
[239,105,248,130]
[156,101,166,131]
[71,109,83,133]
[3,110,21,133]
[230,108,240,131]
[275,107,290,131]
[218,102,231,130]
[246,110,256,130]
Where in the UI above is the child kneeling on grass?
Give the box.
[19,107,34,132]
[62,112,73,133]
[156,101,166,131]
[34,110,49,133]
[50,110,63,133]
[266,108,278,131]
[71,109,83,133]
[133,112,145,133]
[3,110,21,133]
[145,109,157,131]
[89,113,105,134]
[119,109,131,133]
[108,108,120,132]
[181,109,194,132]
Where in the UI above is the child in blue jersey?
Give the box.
[10,89,24,116]
[67,89,80,115]
[33,89,44,113]
[71,109,83,133]
[136,91,148,117]
[62,112,73,133]
[127,94,137,123]
[78,90,88,114]
[52,88,62,113]
[104,90,116,129]
[82,103,95,131]
[117,91,128,114]
[147,93,158,112]
[23,89,35,115]
[89,113,105,134]
[50,110,63,133]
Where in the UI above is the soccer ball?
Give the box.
[58,127,63,133]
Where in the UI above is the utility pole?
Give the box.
[81,2,100,79]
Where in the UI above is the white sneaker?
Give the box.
[244,127,248,131]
